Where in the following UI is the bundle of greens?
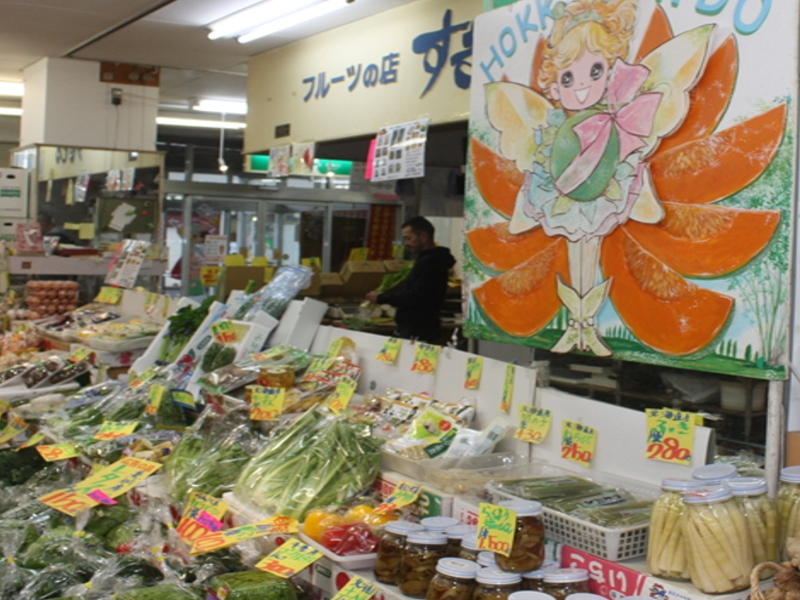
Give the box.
[157,297,215,365]
[208,571,297,600]
[0,447,47,486]
[234,409,382,519]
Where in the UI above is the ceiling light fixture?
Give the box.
[0,82,24,97]
[208,0,321,40]
[193,99,248,115]
[156,116,246,130]
[0,107,23,116]
[238,0,351,44]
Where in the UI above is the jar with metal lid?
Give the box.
[646,479,703,580]
[447,524,477,558]
[495,500,545,573]
[374,521,425,585]
[426,558,480,600]
[423,517,461,532]
[472,567,522,600]
[681,486,753,594]
[542,569,590,600]
[692,463,737,485]
[521,561,560,591]
[459,534,481,561]
[728,477,777,571]
[478,552,497,568]
[398,531,450,597]
[777,466,800,557]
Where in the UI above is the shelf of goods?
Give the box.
[7,254,167,276]
[0,305,776,600]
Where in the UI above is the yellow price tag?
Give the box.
[514,406,552,444]
[171,390,197,410]
[477,503,516,557]
[304,356,333,377]
[67,347,94,363]
[301,257,322,268]
[375,480,421,513]
[210,320,237,344]
[200,266,221,286]
[324,338,345,359]
[250,344,292,362]
[37,444,80,462]
[645,408,695,466]
[0,399,10,416]
[191,515,299,555]
[18,430,46,449]
[256,537,323,578]
[348,248,369,261]
[250,388,285,421]
[328,376,357,414]
[331,575,379,600]
[129,366,158,389]
[411,343,439,374]
[375,337,402,364]
[145,384,166,416]
[561,420,597,467]
[0,416,27,445]
[95,286,123,304]
[500,364,515,413]
[177,492,229,543]
[94,421,138,441]
[223,254,246,267]
[465,356,483,390]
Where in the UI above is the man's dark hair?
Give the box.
[402,216,435,239]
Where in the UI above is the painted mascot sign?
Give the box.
[464,0,797,379]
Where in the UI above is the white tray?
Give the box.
[299,532,378,571]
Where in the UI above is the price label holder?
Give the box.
[465,356,483,389]
[477,502,516,557]
[375,480,421,513]
[0,415,27,445]
[561,420,597,468]
[331,575,379,600]
[95,286,123,304]
[37,444,80,462]
[256,537,323,578]
[250,388,285,421]
[411,343,439,374]
[177,492,229,543]
[500,364,515,413]
[210,320,237,344]
[375,337,402,364]
[645,408,695,465]
[327,376,357,414]
[94,421,139,441]
[514,406,552,444]
[191,516,299,555]
[145,384,167,416]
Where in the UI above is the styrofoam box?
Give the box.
[299,532,378,571]
[221,492,284,555]
[0,169,28,218]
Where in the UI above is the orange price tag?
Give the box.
[94,421,138,441]
[411,343,439,374]
[190,515,299,555]
[37,444,80,462]
[210,320,237,344]
[255,537,323,578]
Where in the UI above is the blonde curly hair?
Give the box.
[538,0,638,95]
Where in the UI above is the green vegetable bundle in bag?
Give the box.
[208,571,297,600]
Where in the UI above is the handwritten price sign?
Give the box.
[561,420,597,468]
[331,575,379,600]
[250,388,285,421]
[95,286,123,304]
[94,420,138,441]
[465,356,483,389]
[500,364,515,413]
[375,480,421,513]
[177,492,229,543]
[375,337,402,364]
[199,266,221,286]
[645,408,695,465]
[251,344,292,362]
[129,366,158,389]
[411,343,439,374]
[145,384,166,416]
[67,347,94,363]
[514,406,552,444]
[37,444,80,462]
[328,376,357,414]
[191,515,299,555]
[477,502,516,557]
[210,320,237,344]
[256,537,323,578]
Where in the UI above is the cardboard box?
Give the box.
[319,272,344,297]
[787,431,800,466]
[221,266,268,295]
[0,169,28,219]
[383,259,412,273]
[301,269,322,296]
[340,260,386,297]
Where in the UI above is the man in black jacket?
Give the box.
[366,216,456,344]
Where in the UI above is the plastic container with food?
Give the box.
[374,520,426,585]
[777,466,800,556]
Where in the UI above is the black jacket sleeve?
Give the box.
[376,260,443,308]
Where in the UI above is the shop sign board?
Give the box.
[246,0,482,152]
[463,0,798,380]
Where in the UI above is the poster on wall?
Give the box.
[463,0,797,380]
[371,118,429,182]
[268,145,291,177]
[292,142,316,175]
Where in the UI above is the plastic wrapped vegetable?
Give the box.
[0,526,34,600]
[157,297,214,365]
[17,565,86,600]
[117,586,202,600]
[233,265,313,321]
[208,570,297,600]
[0,447,47,485]
[234,409,382,519]
[574,501,652,527]
[489,476,602,502]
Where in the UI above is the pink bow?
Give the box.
[555,61,662,196]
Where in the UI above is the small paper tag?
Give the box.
[87,489,117,505]
[477,502,516,557]
[375,337,402,364]
[327,376,357,414]
[375,480,421,513]
[250,388,285,421]
[210,320,237,344]
[145,384,166,416]
[514,406,552,444]
[37,443,80,461]
[95,286,123,304]
[94,421,139,441]
[331,576,379,600]
[561,420,597,467]
[67,347,94,363]
[645,408,695,465]
[465,356,483,389]
[255,537,323,578]
[500,364,515,413]
[411,343,439,373]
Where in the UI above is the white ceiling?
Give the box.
[0,0,419,110]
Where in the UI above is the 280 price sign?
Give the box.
[645,408,695,466]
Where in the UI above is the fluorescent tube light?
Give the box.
[208,0,321,40]
[0,107,22,116]
[193,99,248,115]
[238,0,349,43]
[156,117,246,130]
[0,82,24,97]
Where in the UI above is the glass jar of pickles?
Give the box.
[447,524,477,558]
[777,466,800,557]
[495,500,545,573]
[459,534,482,562]
[692,463,737,486]
[375,521,425,585]
[521,561,560,591]
[646,479,703,580]
[473,567,522,600]
[478,552,498,569]
[682,486,753,594]
[426,558,480,600]
[728,477,777,572]
[423,517,461,532]
[542,569,590,600]
[398,532,450,597]
[257,365,295,388]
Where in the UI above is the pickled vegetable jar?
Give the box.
[682,486,753,594]
[472,567,522,600]
[447,524,477,558]
[426,557,480,600]
[478,552,497,568]
[692,463,737,485]
[495,500,545,573]
[458,534,481,562]
[257,365,295,388]
[777,466,800,558]
[646,479,702,580]
[374,521,425,585]
[423,517,461,532]
[542,569,590,600]
[521,561,560,591]
[398,531,449,597]
[728,477,777,572]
